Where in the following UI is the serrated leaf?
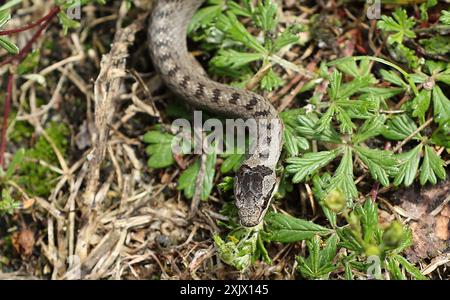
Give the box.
[177,161,199,199]
[144,130,176,169]
[188,3,224,34]
[377,8,416,45]
[380,69,408,88]
[394,144,423,187]
[352,115,386,144]
[439,9,450,25]
[296,235,338,279]
[393,254,428,280]
[283,125,309,157]
[327,147,357,202]
[216,11,266,53]
[265,212,333,243]
[412,89,431,124]
[210,49,264,70]
[286,149,341,183]
[419,145,446,185]
[354,146,398,187]
[432,85,450,128]
[382,114,420,141]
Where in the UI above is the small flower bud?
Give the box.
[365,244,381,257]
[382,221,404,248]
[323,189,346,213]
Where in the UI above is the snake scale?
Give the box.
[149,0,283,227]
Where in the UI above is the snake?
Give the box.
[148,0,283,227]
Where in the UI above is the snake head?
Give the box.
[234,165,277,227]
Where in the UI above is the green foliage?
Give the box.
[190,0,303,91]
[296,235,338,279]
[146,3,449,278]
[144,129,176,169]
[377,9,416,45]
[2,123,69,198]
[0,189,20,216]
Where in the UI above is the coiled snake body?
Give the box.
[149,0,283,227]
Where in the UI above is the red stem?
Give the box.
[0,6,61,169]
[0,6,61,36]
[0,6,60,68]
[0,73,14,168]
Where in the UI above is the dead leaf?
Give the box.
[12,228,35,257]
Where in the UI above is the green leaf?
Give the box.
[394,144,423,187]
[272,25,300,52]
[439,9,450,25]
[17,50,40,75]
[265,212,333,243]
[188,3,224,34]
[177,151,217,201]
[144,130,176,169]
[201,150,217,201]
[0,36,18,54]
[352,115,386,144]
[419,36,450,56]
[292,114,342,144]
[356,200,381,245]
[327,147,357,202]
[261,68,284,91]
[386,257,406,280]
[354,146,398,187]
[380,69,408,88]
[296,235,338,279]
[213,228,259,271]
[283,125,309,157]
[216,11,266,53]
[412,89,431,124]
[419,145,446,185]
[220,153,244,174]
[210,49,264,70]
[0,0,22,12]
[393,254,428,280]
[0,189,21,216]
[58,11,80,35]
[253,0,277,32]
[285,149,341,183]
[377,8,416,45]
[0,9,11,28]
[177,161,199,199]
[6,148,25,179]
[432,85,450,128]
[382,114,419,141]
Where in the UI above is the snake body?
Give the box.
[149,0,283,227]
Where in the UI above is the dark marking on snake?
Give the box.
[180,75,190,89]
[245,97,258,110]
[168,65,180,77]
[212,88,221,102]
[229,93,240,104]
[255,110,270,117]
[154,40,169,48]
[195,83,205,97]
[159,53,172,62]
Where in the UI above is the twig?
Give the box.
[392,117,433,153]
[0,6,60,36]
